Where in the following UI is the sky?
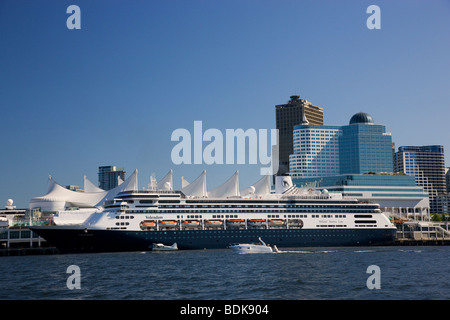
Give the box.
[0,0,449,208]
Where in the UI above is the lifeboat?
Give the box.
[268,219,285,226]
[205,220,223,227]
[226,219,245,227]
[182,220,200,228]
[139,220,156,230]
[287,219,304,228]
[159,220,178,228]
[247,219,266,227]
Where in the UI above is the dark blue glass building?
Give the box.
[339,112,394,175]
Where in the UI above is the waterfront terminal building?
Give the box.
[292,174,429,219]
[290,112,430,218]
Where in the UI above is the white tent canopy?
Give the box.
[181,170,207,197]
[156,170,173,191]
[240,174,271,196]
[84,176,104,193]
[29,169,138,212]
[29,168,276,212]
[181,170,271,198]
[208,171,240,198]
[181,176,190,189]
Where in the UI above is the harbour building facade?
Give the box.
[276,95,324,176]
[290,112,430,218]
[293,174,430,219]
[395,145,446,213]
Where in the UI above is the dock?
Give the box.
[0,227,59,256]
[394,220,450,246]
[394,238,450,246]
[0,246,59,256]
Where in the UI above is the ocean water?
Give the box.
[0,246,449,300]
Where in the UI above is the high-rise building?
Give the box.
[434,194,450,214]
[98,166,126,191]
[395,145,446,213]
[446,167,450,193]
[276,95,323,175]
[289,112,393,178]
[339,112,394,175]
[289,121,341,179]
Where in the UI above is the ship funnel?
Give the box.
[275,175,294,194]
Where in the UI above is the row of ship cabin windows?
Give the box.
[116,215,135,219]
[157,204,374,209]
[175,214,349,219]
[128,209,365,214]
[118,200,378,208]
[115,213,348,219]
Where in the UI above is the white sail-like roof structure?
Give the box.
[208,171,240,198]
[181,170,207,197]
[240,174,271,196]
[84,176,104,193]
[156,170,173,190]
[181,176,190,189]
[29,169,138,212]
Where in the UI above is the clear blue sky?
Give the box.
[1,0,449,208]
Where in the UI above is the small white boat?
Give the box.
[229,238,278,254]
[151,242,178,251]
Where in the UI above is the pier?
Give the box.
[394,220,450,246]
[0,227,58,256]
[0,246,59,256]
[394,238,450,246]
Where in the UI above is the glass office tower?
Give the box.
[340,112,394,175]
[290,112,429,217]
[290,112,394,178]
[289,124,342,178]
[98,166,126,191]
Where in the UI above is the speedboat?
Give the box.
[229,238,278,254]
[151,242,178,251]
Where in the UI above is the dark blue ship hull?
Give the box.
[30,226,397,253]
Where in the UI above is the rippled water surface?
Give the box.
[1,246,449,300]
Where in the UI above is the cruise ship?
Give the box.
[30,173,397,253]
